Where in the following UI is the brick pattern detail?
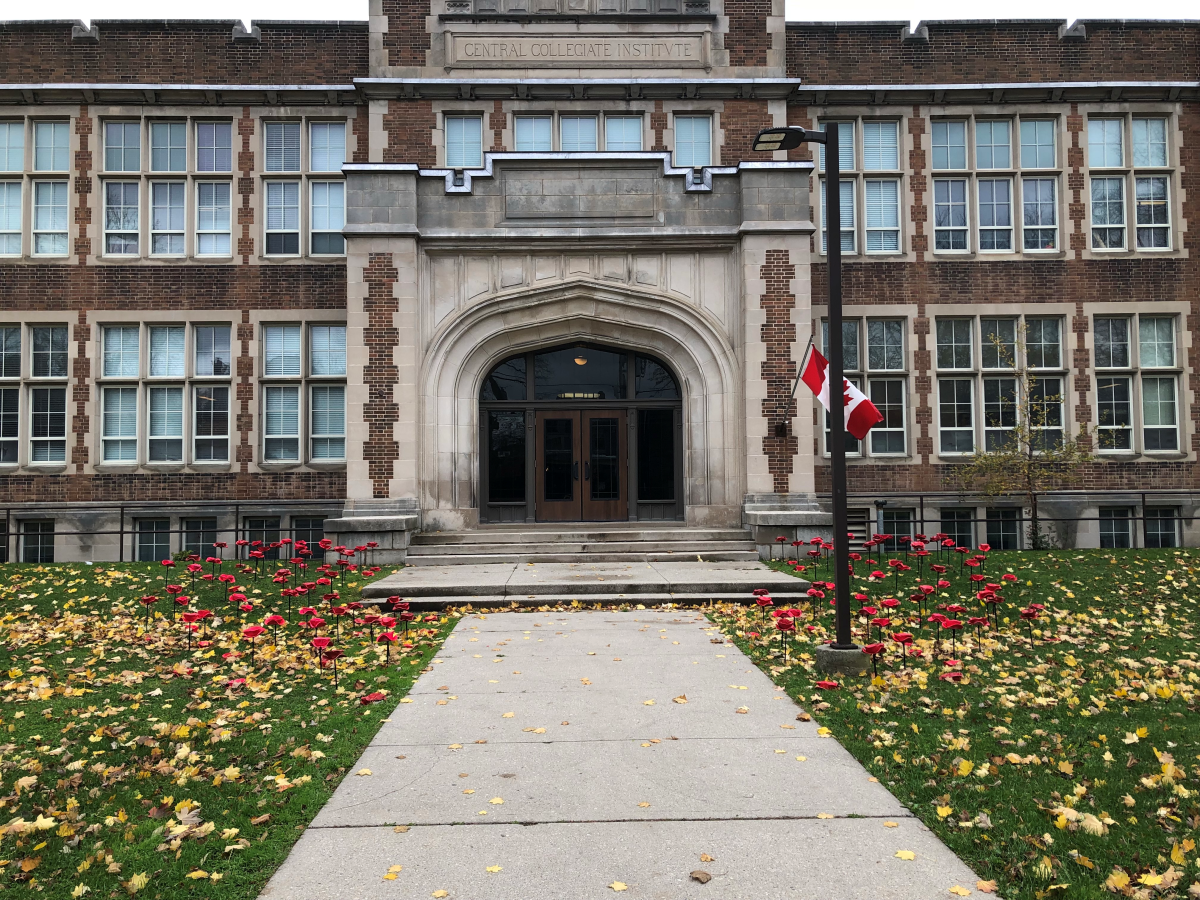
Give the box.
[726,0,770,67]
[0,21,366,84]
[351,105,370,163]
[237,312,253,472]
[74,106,92,264]
[237,108,255,263]
[1072,304,1091,441]
[651,101,667,152]
[785,104,813,163]
[759,249,797,494]
[0,472,346,504]
[490,100,506,152]
[785,21,1200,83]
[719,99,771,165]
[71,311,90,472]
[1067,105,1086,257]
[383,100,436,167]
[381,0,431,67]
[363,253,400,499]
[908,109,927,260]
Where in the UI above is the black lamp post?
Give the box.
[752,126,855,654]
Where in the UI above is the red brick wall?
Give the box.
[786,20,1200,84]
[760,249,797,494]
[0,20,366,84]
[74,107,93,265]
[720,99,772,165]
[381,0,432,67]
[383,100,437,167]
[237,108,256,264]
[71,312,90,473]
[726,0,770,68]
[351,106,371,163]
[363,253,400,499]
[0,472,346,504]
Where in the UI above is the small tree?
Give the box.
[953,322,1094,549]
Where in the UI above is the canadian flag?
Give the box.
[800,346,884,441]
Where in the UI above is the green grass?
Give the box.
[0,559,455,898]
[711,548,1200,900]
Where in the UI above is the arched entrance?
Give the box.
[479,341,683,523]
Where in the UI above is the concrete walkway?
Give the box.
[261,610,980,899]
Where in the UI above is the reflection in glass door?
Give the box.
[582,412,626,520]
[535,411,581,521]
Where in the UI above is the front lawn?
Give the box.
[711,548,1199,900]
[0,557,454,898]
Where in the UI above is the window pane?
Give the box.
[982,377,1017,450]
[0,121,25,172]
[32,326,68,378]
[148,386,184,462]
[1134,176,1169,249]
[194,385,229,461]
[104,181,139,255]
[935,319,971,369]
[446,116,483,168]
[1022,177,1057,250]
[514,116,552,152]
[560,116,598,152]
[1090,176,1126,249]
[310,325,347,376]
[938,378,974,453]
[933,178,968,250]
[1093,317,1130,368]
[151,181,186,255]
[103,325,139,377]
[0,326,20,378]
[1026,318,1061,368]
[1144,508,1178,548]
[265,181,300,254]
[862,121,899,170]
[148,326,185,377]
[311,385,346,460]
[310,122,346,172]
[1019,120,1056,168]
[1138,317,1174,368]
[932,120,966,170]
[196,122,232,172]
[1087,119,1123,168]
[1142,376,1177,451]
[102,386,138,462]
[104,122,141,172]
[264,385,300,461]
[194,326,231,377]
[819,179,855,253]
[311,182,345,255]
[197,182,232,256]
[867,320,904,370]
[977,178,1013,250]
[0,182,21,255]
[30,387,67,461]
[869,379,905,454]
[1028,377,1064,449]
[0,387,19,463]
[265,122,301,172]
[34,122,69,171]
[976,120,1011,170]
[864,179,900,252]
[265,325,302,377]
[605,116,642,152]
[1131,118,1167,168]
[817,121,855,172]
[980,318,1016,369]
[821,319,860,372]
[674,115,711,167]
[150,121,186,172]
[1096,376,1132,451]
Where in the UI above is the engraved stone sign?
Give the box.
[504,166,659,220]
[446,32,707,67]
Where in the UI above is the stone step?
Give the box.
[405,550,760,565]
[362,592,815,610]
[406,539,756,554]
[410,528,754,545]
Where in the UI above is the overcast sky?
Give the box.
[7,0,1197,28]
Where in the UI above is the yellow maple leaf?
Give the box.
[609,883,628,892]
[1139,872,1163,887]
[957,760,974,777]
[976,880,998,893]
[19,857,41,873]
[817,727,831,736]
[1103,866,1129,888]
[126,872,150,893]
[816,813,834,819]
[382,874,398,881]
[489,797,504,805]
[71,885,91,898]
[1170,843,1187,865]
[949,887,972,896]
[884,821,899,828]
[1136,726,1149,738]
[643,699,655,706]
[356,769,373,777]
[388,865,404,873]
[185,871,209,880]
[486,866,502,873]
[432,891,449,898]
[895,850,916,860]
[1057,760,1074,776]
[937,806,953,819]
[502,712,515,718]
[673,695,688,704]
[1122,732,1140,745]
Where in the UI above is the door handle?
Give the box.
[584,461,591,481]
[573,461,579,481]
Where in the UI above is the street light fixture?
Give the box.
[752,125,858,663]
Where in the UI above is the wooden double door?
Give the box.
[535,410,628,521]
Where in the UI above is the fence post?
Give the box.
[118,507,125,562]
[1140,492,1146,549]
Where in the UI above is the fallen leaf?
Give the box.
[185,871,209,881]
[1058,760,1074,776]
[643,699,656,706]
[700,854,714,862]
[20,857,41,873]
[949,887,972,897]
[356,769,373,777]
[884,822,899,828]
[976,880,997,894]
[490,797,504,805]
[735,706,749,714]
[673,695,688,704]
[486,865,502,873]
[388,865,404,873]
[816,813,834,819]
[895,850,915,860]
[638,802,650,808]
[383,874,398,881]
[394,825,410,833]
[71,885,92,898]
[610,882,629,891]
[691,870,712,884]
[936,806,953,819]
[432,892,449,898]
[502,712,515,718]
[795,755,807,761]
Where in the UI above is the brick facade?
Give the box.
[383,100,437,167]
[363,253,400,500]
[380,0,431,67]
[759,249,798,494]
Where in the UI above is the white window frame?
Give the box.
[101,385,139,463]
[819,178,856,254]
[1021,176,1058,252]
[937,377,975,456]
[445,115,484,169]
[673,114,712,168]
[0,120,25,173]
[0,180,21,257]
[514,115,552,152]
[264,180,301,256]
[193,383,230,464]
[102,325,140,378]
[196,182,232,257]
[263,384,301,462]
[309,181,345,257]
[196,121,233,173]
[149,120,187,173]
[560,116,598,152]
[103,180,140,257]
[932,177,970,252]
[150,180,186,257]
[309,121,346,173]
[29,385,67,463]
[1134,175,1170,250]
[604,116,642,152]
[33,121,70,173]
[1089,175,1126,251]
[264,121,302,173]
[148,326,185,378]
[310,384,346,461]
[977,177,1013,252]
[32,180,69,257]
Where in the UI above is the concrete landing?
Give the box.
[362,559,810,607]
[259,610,981,900]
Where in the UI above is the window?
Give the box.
[1096,377,1132,451]
[265,122,301,172]
[1088,119,1123,168]
[32,326,68,378]
[264,386,300,461]
[33,181,68,256]
[311,385,345,459]
[869,379,906,454]
[514,116,552,152]
[309,122,346,172]
[445,116,483,168]
[1090,177,1125,249]
[104,122,140,172]
[1098,508,1132,549]
[1144,508,1178,549]
[0,388,17,463]
[980,318,1017,369]
[936,319,972,369]
[862,121,899,170]
[310,325,347,376]
[194,385,229,461]
[560,116,598,152]
[933,177,968,250]
[976,121,1011,169]
[0,326,18,377]
[183,518,218,555]
[150,181,185,255]
[148,386,183,462]
[1134,176,1169,248]
[196,182,231,256]
[104,182,139,255]
[819,179,855,253]
[149,326,185,377]
[985,508,1021,550]
[150,121,186,172]
[22,520,55,563]
[1028,378,1064,449]
[30,386,66,462]
[137,519,171,562]
[103,326,139,377]
[982,377,1017,450]
[818,120,901,255]
[246,518,281,559]
[865,179,900,252]
[1132,118,1167,167]
[0,121,24,171]
[1019,120,1056,169]
[310,182,344,255]
[1022,178,1057,250]
[264,325,302,376]
[1142,377,1177,451]
[1026,318,1061,369]
[605,116,642,151]
[940,509,974,549]
[195,325,231,377]
[197,122,232,173]
[817,121,854,172]
[938,379,974,454]
[0,181,20,255]
[1093,315,1175,455]
[1094,317,1130,368]
[674,115,711,167]
[34,122,69,171]
[878,509,913,548]
[1139,317,1174,368]
[867,320,904,371]
[932,120,966,170]
[265,181,300,255]
[978,179,1013,251]
[292,517,325,547]
[102,386,137,462]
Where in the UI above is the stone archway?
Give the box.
[418,279,743,530]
